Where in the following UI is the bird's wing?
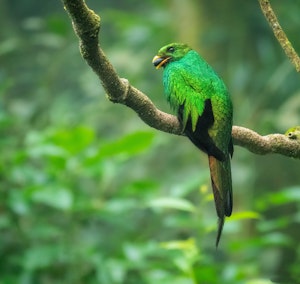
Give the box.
[166,64,215,131]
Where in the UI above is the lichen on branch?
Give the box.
[61,0,300,159]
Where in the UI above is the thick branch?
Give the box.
[232,126,300,158]
[61,0,300,159]
[258,0,300,72]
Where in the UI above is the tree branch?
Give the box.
[61,0,300,159]
[232,126,300,158]
[258,0,300,72]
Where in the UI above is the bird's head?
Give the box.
[152,43,192,69]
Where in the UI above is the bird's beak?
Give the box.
[152,55,171,69]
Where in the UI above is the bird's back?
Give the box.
[162,50,233,156]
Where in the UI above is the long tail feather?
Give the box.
[208,155,232,247]
[216,216,225,247]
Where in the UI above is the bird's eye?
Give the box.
[167,46,175,53]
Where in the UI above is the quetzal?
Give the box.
[152,43,233,246]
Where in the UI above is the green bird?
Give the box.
[152,43,233,246]
[285,126,300,140]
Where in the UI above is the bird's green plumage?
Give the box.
[285,126,300,140]
[153,43,233,246]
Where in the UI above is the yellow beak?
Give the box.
[152,55,171,69]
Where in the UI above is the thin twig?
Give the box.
[258,0,300,72]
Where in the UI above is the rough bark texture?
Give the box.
[258,0,300,72]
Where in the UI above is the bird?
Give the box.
[285,126,300,140]
[152,43,233,247]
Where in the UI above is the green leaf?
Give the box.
[147,197,196,212]
[269,186,300,204]
[30,186,73,210]
[261,232,292,246]
[49,125,95,154]
[97,131,155,159]
[24,245,58,270]
[256,186,300,210]
[245,280,274,284]
[228,211,261,221]
[160,238,196,251]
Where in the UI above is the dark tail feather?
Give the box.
[216,216,225,247]
[208,155,232,247]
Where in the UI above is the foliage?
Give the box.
[0,0,300,283]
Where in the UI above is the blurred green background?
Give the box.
[1,0,300,283]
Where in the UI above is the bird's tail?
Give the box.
[208,154,232,247]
